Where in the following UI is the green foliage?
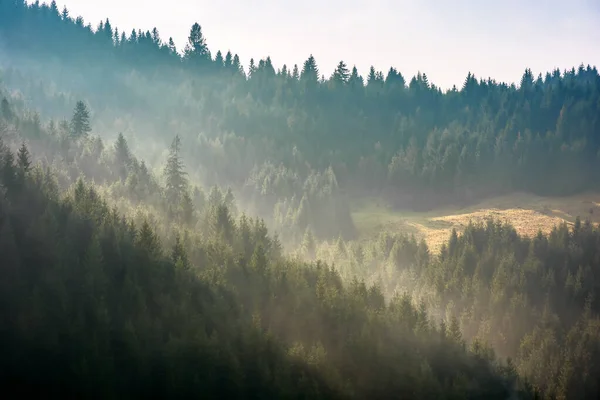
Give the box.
[0,107,530,399]
[70,100,91,138]
[0,3,599,398]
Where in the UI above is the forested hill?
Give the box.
[3,2,600,399]
[1,0,599,219]
[0,97,530,398]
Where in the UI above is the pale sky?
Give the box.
[47,0,600,89]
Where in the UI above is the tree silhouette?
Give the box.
[184,22,210,65]
[163,135,188,205]
[70,101,91,138]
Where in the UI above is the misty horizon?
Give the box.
[32,0,600,90]
[2,1,600,399]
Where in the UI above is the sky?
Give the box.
[47,0,600,89]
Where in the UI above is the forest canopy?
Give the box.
[1,1,600,399]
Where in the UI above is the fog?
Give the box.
[1,1,600,398]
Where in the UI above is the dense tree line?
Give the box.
[2,3,600,399]
[0,69,593,400]
[0,96,529,398]
[1,0,599,221]
[311,218,600,399]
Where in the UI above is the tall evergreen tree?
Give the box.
[232,54,243,75]
[214,50,224,68]
[167,37,177,55]
[301,55,319,84]
[332,60,350,84]
[224,51,233,68]
[163,135,188,205]
[184,22,210,64]
[70,101,91,138]
[61,5,69,20]
[367,66,377,85]
[248,58,256,78]
[348,66,364,88]
[16,142,31,172]
[114,133,131,179]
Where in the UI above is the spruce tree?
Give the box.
[224,51,233,68]
[367,66,377,85]
[232,54,243,75]
[348,66,364,88]
[114,133,131,179]
[332,60,350,84]
[168,37,177,55]
[171,233,189,269]
[17,142,31,173]
[301,227,316,259]
[163,135,188,205]
[248,58,256,78]
[70,100,91,138]
[184,23,210,64]
[214,50,224,68]
[301,55,319,84]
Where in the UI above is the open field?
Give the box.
[352,192,600,253]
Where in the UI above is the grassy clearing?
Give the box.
[352,192,600,253]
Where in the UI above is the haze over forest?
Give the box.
[1,1,600,398]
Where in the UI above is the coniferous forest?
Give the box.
[1,1,600,398]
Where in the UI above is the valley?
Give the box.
[353,192,600,252]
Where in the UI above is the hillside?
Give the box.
[1,1,600,399]
[353,192,600,252]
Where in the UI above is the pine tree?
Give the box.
[113,28,120,46]
[137,219,161,259]
[250,243,268,273]
[168,37,177,55]
[332,60,350,84]
[171,234,189,269]
[17,142,31,173]
[232,54,242,74]
[207,185,223,209]
[224,187,237,216]
[184,23,210,64]
[151,27,160,45]
[248,58,256,78]
[211,203,235,244]
[301,55,319,84]
[224,51,233,68]
[129,29,137,43]
[264,56,275,76]
[164,135,188,205]
[104,19,113,41]
[214,50,224,68]
[385,67,405,88]
[114,133,131,179]
[301,227,316,259]
[367,66,377,85]
[348,66,364,88]
[70,100,91,138]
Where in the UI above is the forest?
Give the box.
[1,0,600,399]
